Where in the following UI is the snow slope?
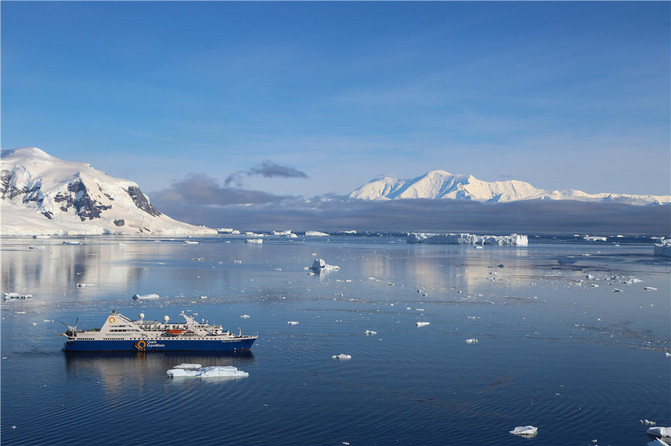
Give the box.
[349,170,670,205]
[1,147,216,236]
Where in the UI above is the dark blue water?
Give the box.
[2,235,669,445]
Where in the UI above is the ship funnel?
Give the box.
[163,315,170,323]
[139,313,144,321]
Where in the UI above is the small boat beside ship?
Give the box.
[61,311,257,352]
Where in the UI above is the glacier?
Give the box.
[407,232,528,246]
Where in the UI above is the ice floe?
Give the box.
[584,235,607,241]
[310,258,340,271]
[416,321,430,327]
[167,365,248,379]
[644,287,658,291]
[246,238,263,244]
[332,354,352,360]
[465,338,479,344]
[654,239,671,257]
[407,233,528,246]
[173,363,202,369]
[364,330,378,335]
[240,314,250,319]
[647,426,671,437]
[305,231,328,236]
[3,292,32,300]
[287,321,300,325]
[510,425,538,437]
[132,293,160,300]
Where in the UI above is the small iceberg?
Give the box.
[167,365,249,379]
[416,321,430,328]
[287,321,300,325]
[184,240,199,245]
[305,231,328,236]
[653,239,671,257]
[644,287,658,291]
[647,426,671,438]
[510,426,538,437]
[310,258,340,271]
[240,314,250,319]
[132,293,160,300]
[332,354,352,360]
[465,338,479,344]
[364,330,377,335]
[246,238,263,244]
[3,292,32,300]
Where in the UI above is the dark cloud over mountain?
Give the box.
[224,161,308,187]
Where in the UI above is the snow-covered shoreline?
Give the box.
[407,232,529,246]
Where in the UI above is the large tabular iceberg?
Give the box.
[653,239,671,257]
[407,233,528,246]
[167,365,249,379]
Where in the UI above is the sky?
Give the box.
[2,1,670,209]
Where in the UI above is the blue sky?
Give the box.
[2,1,669,199]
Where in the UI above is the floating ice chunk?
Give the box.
[332,354,352,360]
[167,365,248,378]
[612,288,622,293]
[3,292,32,300]
[647,439,668,446]
[416,308,425,312]
[246,238,263,244]
[416,321,430,327]
[408,233,528,246]
[465,338,479,344]
[642,419,657,426]
[584,235,607,241]
[240,314,250,319]
[591,284,599,288]
[132,293,160,300]
[665,352,671,357]
[173,363,202,369]
[647,426,671,437]
[644,287,658,291]
[364,330,377,335]
[310,258,340,271]
[199,296,208,299]
[510,425,538,437]
[287,321,300,325]
[184,240,198,245]
[653,239,671,257]
[306,231,328,236]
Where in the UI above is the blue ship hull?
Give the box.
[63,337,256,352]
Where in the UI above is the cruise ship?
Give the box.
[61,311,257,352]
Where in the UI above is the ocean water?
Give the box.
[1,234,669,445]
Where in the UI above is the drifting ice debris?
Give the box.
[310,258,340,271]
[199,296,208,299]
[584,235,607,241]
[173,363,202,369]
[612,288,623,293]
[332,354,352,360]
[641,419,657,426]
[644,287,657,291]
[465,338,479,344]
[416,321,430,327]
[184,240,198,245]
[647,426,671,437]
[167,365,249,378]
[653,239,671,257]
[510,426,538,437]
[665,352,670,357]
[133,293,160,300]
[240,314,250,319]
[3,292,32,300]
[287,321,300,325]
[364,330,378,335]
[647,439,668,446]
[306,231,328,236]
[246,238,263,244]
[407,233,528,246]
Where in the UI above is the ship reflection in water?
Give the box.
[64,351,255,394]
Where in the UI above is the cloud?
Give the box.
[151,173,293,207]
[224,160,308,187]
[148,185,671,236]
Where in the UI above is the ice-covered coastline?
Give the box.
[407,232,528,246]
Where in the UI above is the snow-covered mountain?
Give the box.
[349,170,670,205]
[1,147,216,236]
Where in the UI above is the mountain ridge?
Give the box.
[349,170,670,205]
[1,147,216,235]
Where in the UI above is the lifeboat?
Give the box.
[166,329,184,335]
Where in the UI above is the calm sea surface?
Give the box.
[1,234,669,445]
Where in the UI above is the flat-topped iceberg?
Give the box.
[310,258,340,271]
[167,365,248,379]
[654,239,671,257]
[407,233,528,246]
[510,425,538,437]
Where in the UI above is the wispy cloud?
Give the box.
[224,161,308,187]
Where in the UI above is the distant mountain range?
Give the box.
[1,147,215,235]
[349,170,670,205]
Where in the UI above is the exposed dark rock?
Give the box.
[54,179,111,221]
[113,219,125,226]
[42,211,53,219]
[126,186,161,217]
